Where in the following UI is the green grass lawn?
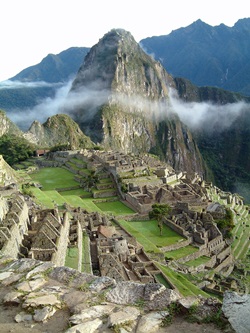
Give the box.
[59,188,92,197]
[185,255,211,267]
[155,273,172,289]
[44,190,67,207]
[95,201,135,215]
[123,220,184,247]
[62,196,102,213]
[118,220,162,253]
[65,247,79,270]
[82,232,92,273]
[156,263,210,298]
[30,188,54,208]
[29,167,79,190]
[165,245,198,260]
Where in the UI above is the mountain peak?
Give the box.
[234,17,250,31]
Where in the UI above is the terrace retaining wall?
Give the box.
[176,248,208,264]
[160,238,192,253]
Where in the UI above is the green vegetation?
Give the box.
[29,167,79,190]
[81,232,92,273]
[118,220,162,253]
[165,245,198,260]
[0,134,35,166]
[155,273,172,288]
[118,219,184,253]
[65,247,79,270]
[62,196,102,213]
[157,263,210,298]
[95,201,135,215]
[185,255,211,267]
[81,170,98,191]
[126,220,184,247]
[59,188,92,197]
[149,203,171,236]
[29,187,54,208]
[50,144,71,152]
[215,208,234,238]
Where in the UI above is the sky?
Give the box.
[0,0,249,82]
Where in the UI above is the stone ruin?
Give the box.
[0,149,247,297]
[0,194,29,258]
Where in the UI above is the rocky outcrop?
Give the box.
[0,110,22,137]
[0,256,235,333]
[0,155,17,186]
[25,114,94,149]
[222,291,250,333]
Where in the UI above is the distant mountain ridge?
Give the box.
[11,47,90,83]
[140,18,250,96]
[0,47,90,112]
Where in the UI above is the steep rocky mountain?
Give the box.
[0,47,90,112]
[140,18,250,96]
[66,29,205,176]
[25,113,94,149]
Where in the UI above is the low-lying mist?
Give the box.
[168,89,249,133]
[3,79,249,135]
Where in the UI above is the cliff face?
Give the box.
[67,29,204,176]
[25,114,94,149]
[0,110,23,137]
[0,155,17,186]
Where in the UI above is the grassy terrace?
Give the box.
[82,232,92,273]
[30,167,79,190]
[121,220,184,247]
[165,245,198,260]
[117,219,185,255]
[62,196,102,212]
[118,220,162,253]
[30,188,54,208]
[185,255,211,267]
[156,263,210,298]
[44,190,67,207]
[65,247,79,270]
[59,188,92,197]
[95,201,135,216]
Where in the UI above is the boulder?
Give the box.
[222,291,250,333]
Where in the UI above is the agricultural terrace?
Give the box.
[29,167,135,216]
[119,220,184,247]
[95,201,135,215]
[30,167,79,190]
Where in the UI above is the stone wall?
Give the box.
[77,221,82,272]
[214,254,234,273]
[176,248,208,264]
[163,218,190,238]
[161,238,192,253]
[125,193,152,214]
[0,196,8,222]
[0,195,29,258]
[217,246,231,264]
[51,212,70,266]
[0,155,17,186]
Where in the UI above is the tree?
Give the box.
[80,170,98,192]
[0,134,35,166]
[149,203,171,236]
